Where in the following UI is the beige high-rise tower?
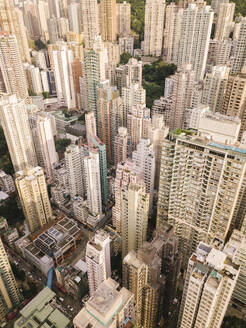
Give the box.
[99,0,117,42]
[80,0,99,48]
[0,238,22,322]
[0,0,30,62]
[144,0,166,57]
[215,3,235,40]
[15,166,53,233]
[0,33,29,99]
[0,94,37,172]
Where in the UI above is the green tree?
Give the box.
[11,264,26,281]
[34,39,47,50]
[120,52,132,64]
[55,138,71,153]
[222,316,246,328]
[42,91,50,99]
[28,89,37,97]
[0,127,14,175]
[0,196,25,227]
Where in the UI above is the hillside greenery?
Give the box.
[142,58,177,108]
[0,127,14,175]
[222,316,246,328]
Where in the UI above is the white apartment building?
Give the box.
[132,139,155,211]
[201,65,230,113]
[0,170,15,194]
[114,127,128,167]
[231,18,246,74]
[144,0,166,56]
[178,242,239,328]
[116,1,131,36]
[65,144,85,198]
[215,3,235,40]
[86,231,111,296]
[0,94,37,172]
[80,0,99,48]
[49,42,76,109]
[0,34,28,99]
[84,148,102,216]
[157,133,246,264]
[15,166,53,233]
[68,2,81,35]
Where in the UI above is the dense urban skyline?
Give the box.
[0,0,246,327]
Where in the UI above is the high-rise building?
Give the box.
[86,230,111,296]
[74,278,136,327]
[28,109,58,180]
[116,1,131,36]
[121,180,149,259]
[178,242,239,328]
[85,111,97,145]
[211,0,229,14]
[201,65,230,113]
[37,0,50,41]
[132,139,155,211]
[97,80,122,163]
[0,95,37,172]
[82,36,108,112]
[47,16,59,44]
[48,0,60,18]
[65,144,85,198]
[99,0,117,42]
[23,0,42,40]
[148,114,169,188]
[0,33,28,99]
[114,127,128,167]
[49,42,76,109]
[231,18,246,74]
[80,0,99,48]
[88,137,108,207]
[84,148,102,216]
[164,3,213,81]
[215,3,235,40]
[0,238,22,322]
[224,230,246,307]
[206,39,233,72]
[221,67,246,140]
[167,64,195,130]
[127,105,151,151]
[144,0,166,56]
[68,2,81,34]
[123,245,165,328]
[0,0,30,63]
[15,166,53,233]
[157,132,246,264]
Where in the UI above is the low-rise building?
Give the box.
[14,287,72,328]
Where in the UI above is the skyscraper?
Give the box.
[144,0,166,56]
[215,3,235,40]
[49,42,76,109]
[28,110,58,180]
[167,64,195,130]
[80,0,99,48]
[0,238,22,322]
[0,33,28,99]
[84,148,102,216]
[85,111,97,145]
[0,0,30,62]
[178,242,239,328]
[68,2,81,34]
[114,127,128,167]
[86,230,111,296]
[201,65,229,113]
[116,1,131,36]
[65,144,85,198]
[0,94,37,172]
[99,0,117,42]
[121,181,149,259]
[157,132,246,264]
[221,67,246,140]
[15,166,53,233]
[231,18,246,74]
[164,3,213,81]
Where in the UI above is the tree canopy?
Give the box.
[0,195,25,227]
[222,316,246,328]
[142,59,177,108]
[120,52,132,65]
[0,127,14,175]
[55,138,71,153]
